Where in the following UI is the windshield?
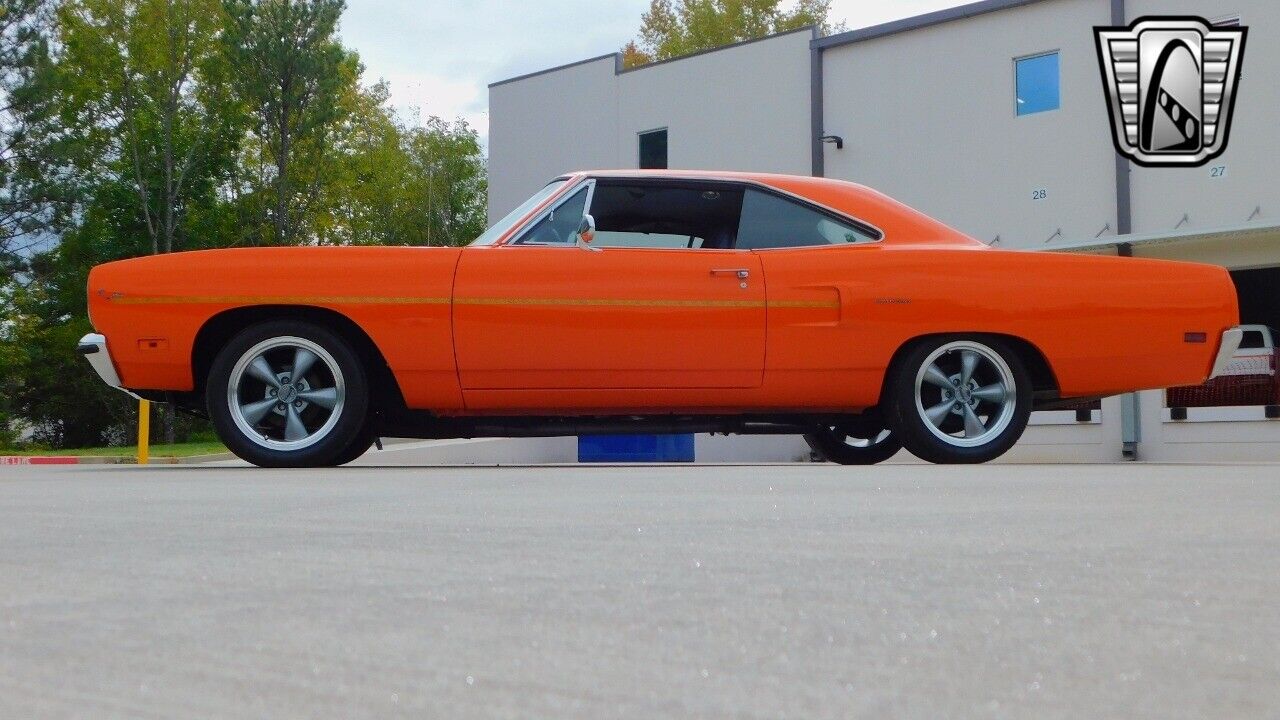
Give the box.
[469,180,569,246]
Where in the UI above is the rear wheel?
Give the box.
[885,337,1031,464]
[331,425,377,466]
[804,424,902,465]
[207,321,369,468]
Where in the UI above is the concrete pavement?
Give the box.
[1,463,1277,719]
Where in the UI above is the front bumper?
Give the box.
[1207,327,1246,380]
[77,333,140,399]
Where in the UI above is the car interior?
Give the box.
[515,177,881,249]
[589,180,745,249]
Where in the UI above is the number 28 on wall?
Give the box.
[1032,188,1047,200]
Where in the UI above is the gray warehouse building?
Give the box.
[487,0,1280,462]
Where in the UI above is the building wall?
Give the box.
[1126,0,1280,240]
[820,0,1117,249]
[487,28,813,221]
[488,55,622,223]
[613,29,814,180]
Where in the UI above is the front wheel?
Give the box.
[207,321,370,468]
[885,337,1031,464]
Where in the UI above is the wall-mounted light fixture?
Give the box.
[820,135,844,150]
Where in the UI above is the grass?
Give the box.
[1,440,228,458]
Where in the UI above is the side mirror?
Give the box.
[576,214,600,251]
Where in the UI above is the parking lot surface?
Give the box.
[1,462,1278,719]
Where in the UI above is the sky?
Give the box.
[339,0,964,145]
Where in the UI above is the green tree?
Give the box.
[56,0,241,255]
[222,0,356,245]
[0,0,64,276]
[312,80,487,248]
[1,0,63,445]
[308,78,405,245]
[622,0,845,67]
[3,235,135,448]
[404,117,487,246]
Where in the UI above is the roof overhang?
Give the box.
[1046,221,1280,255]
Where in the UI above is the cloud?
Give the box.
[341,0,649,146]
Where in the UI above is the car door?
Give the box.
[452,179,766,391]
[739,186,887,408]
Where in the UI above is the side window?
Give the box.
[593,232,705,249]
[514,185,589,245]
[736,189,878,249]
[1014,51,1060,116]
[588,182,743,250]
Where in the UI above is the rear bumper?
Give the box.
[77,333,140,399]
[1208,327,1246,379]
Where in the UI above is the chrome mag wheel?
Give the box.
[226,336,346,451]
[913,340,1016,448]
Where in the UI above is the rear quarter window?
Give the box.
[736,189,878,249]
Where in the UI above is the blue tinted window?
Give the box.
[1015,52,1059,116]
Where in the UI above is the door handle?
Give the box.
[711,268,750,279]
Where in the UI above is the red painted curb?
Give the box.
[1,456,82,465]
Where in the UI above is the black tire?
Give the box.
[331,425,377,466]
[804,426,903,465]
[206,320,369,468]
[884,336,1032,464]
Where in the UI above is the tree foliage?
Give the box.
[56,0,241,255]
[0,0,63,275]
[223,0,354,246]
[0,0,489,449]
[313,85,487,247]
[623,0,845,67]
[4,245,134,447]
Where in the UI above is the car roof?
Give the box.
[571,169,865,191]
[565,171,983,248]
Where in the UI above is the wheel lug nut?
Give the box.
[269,389,277,397]
[294,401,303,408]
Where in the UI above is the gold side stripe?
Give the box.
[456,297,765,308]
[112,295,449,306]
[110,295,840,310]
[453,298,838,309]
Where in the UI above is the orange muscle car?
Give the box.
[78,171,1242,466]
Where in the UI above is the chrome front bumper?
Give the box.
[1207,327,1246,379]
[77,333,139,398]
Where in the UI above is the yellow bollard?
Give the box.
[137,399,151,465]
